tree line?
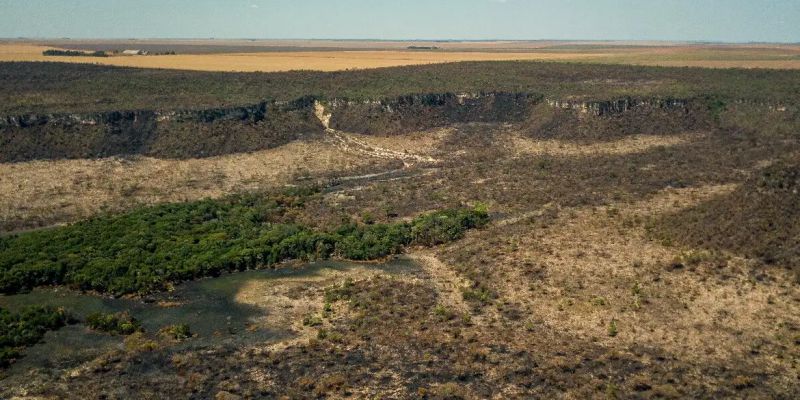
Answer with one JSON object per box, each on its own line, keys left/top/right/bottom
{"left": 42, "top": 49, "right": 109, "bottom": 57}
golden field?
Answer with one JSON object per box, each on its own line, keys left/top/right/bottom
{"left": 2, "top": 42, "right": 800, "bottom": 71}
{"left": 0, "top": 44, "right": 608, "bottom": 72}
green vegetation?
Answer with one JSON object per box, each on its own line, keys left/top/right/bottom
{"left": 160, "top": 324, "right": 192, "bottom": 340}
{"left": 85, "top": 311, "right": 142, "bottom": 335}
{"left": 42, "top": 49, "right": 108, "bottom": 57}
{"left": 0, "top": 189, "right": 488, "bottom": 296}
{"left": 0, "top": 306, "right": 69, "bottom": 367}
{"left": 608, "top": 319, "right": 619, "bottom": 337}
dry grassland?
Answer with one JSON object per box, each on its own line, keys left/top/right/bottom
{"left": 0, "top": 44, "right": 608, "bottom": 72}
{"left": 440, "top": 181, "right": 800, "bottom": 390}
{"left": 3, "top": 42, "right": 800, "bottom": 71}
{"left": 509, "top": 132, "right": 701, "bottom": 157}
{"left": 0, "top": 128, "right": 447, "bottom": 231}
{"left": 0, "top": 141, "right": 376, "bottom": 230}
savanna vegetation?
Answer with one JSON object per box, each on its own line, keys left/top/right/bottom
{"left": 0, "top": 61, "right": 798, "bottom": 115}
{"left": 0, "top": 187, "right": 488, "bottom": 296}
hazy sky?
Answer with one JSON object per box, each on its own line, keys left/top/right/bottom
{"left": 1, "top": 0, "right": 798, "bottom": 42}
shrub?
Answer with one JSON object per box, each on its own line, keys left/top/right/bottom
{"left": 160, "top": 324, "right": 192, "bottom": 340}
{"left": 462, "top": 286, "right": 494, "bottom": 305}
{"left": 86, "top": 312, "right": 142, "bottom": 335}
{"left": 608, "top": 319, "right": 619, "bottom": 337}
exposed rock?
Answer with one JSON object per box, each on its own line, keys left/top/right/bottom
{"left": 327, "top": 92, "right": 540, "bottom": 135}
{"left": 545, "top": 97, "right": 690, "bottom": 116}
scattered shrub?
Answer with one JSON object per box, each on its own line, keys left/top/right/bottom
{"left": 462, "top": 286, "right": 494, "bottom": 306}
{"left": 123, "top": 331, "right": 159, "bottom": 352}
{"left": 160, "top": 324, "right": 192, "bottom": 340}
{"left": 86, "top": 311, "right": 142, "bottom": 335}
{"left": 608, "top": 319, "right": 619, "bottom": 337}
{"left": 303, "top": 314, "right": 323, "bottom": 327}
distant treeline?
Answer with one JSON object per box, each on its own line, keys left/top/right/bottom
{"left": 407, "top": 46, "right": 440, "bottom": 50}
{"left": 0, "top": 187, "right": 489, "bottom": 296}
{"left": 42, "top": 49, "right": 109, "bottom": 57}
{"left": 3, "top": 60, "right": 798, "bottom": 116}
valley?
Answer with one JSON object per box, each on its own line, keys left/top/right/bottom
{"left": 1, "top": 58, "right": 799, "bottom": 398}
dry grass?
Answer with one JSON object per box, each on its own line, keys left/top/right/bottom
{"left": 509, "top": 132, "right": 702, "bottom": 157}
{"left": 0, "top": 44, "right": 609, "bottom": 72}
{"left": 0, "top": 118, "right": 449, "bottom": 232}
{"left": 4, "top": 115, "right": 799, "bottom": 397}
{"left": 0, "top": 140, "right": 378, "bottom": 230}
{"left": 447, "top": 182, "right": 799, "bottom": 379}
{"left": 4, "top": 42, "right": 800, "bottom": 71}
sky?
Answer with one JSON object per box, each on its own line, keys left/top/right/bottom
{"left": 0, "top": 0, "right": 798, "bottom": 43}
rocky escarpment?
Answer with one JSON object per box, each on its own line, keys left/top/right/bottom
{"left": 326, "top": 92, "right": 541, "bottom": 135}
{"left": 323, "top": 92, "right": 708, "bottom": 137}
{"left": 0, "top": 101, "right": 276, "bottom": 129}
{"left": 545, "top": 97, "right": 691, "bottom": 116}
{"left": 0, "top": 98, "right": 323, "bottom": 162}
{"left": 1, "top": 92, "right": 728, "bottom": 162}
{"left": 523, "top": 96, "right": 711, "bottom": 140}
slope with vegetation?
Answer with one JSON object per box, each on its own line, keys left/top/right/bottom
{"left": 651, "top": 160, "right": 800, "bottom": 276}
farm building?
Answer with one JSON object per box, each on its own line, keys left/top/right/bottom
{"left": 122, "top": 49, "right": 148, "bottom": 55}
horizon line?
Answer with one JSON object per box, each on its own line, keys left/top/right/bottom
{"left": 3, "top": 37, "right": 799, "bottom": 46}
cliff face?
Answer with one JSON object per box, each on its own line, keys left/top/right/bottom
{"left": 0, "top": 93, "right": 727, "bottom": 162}
{"left": 327, "top": 92, "right": 540, "bottom": 135}
{"left": 509, "top": 94, "right": 721, "bottom": 141}
{"left": 0, "top": 100, "right": 323, "bottom": 162}
{"left": 545, "top": 97, "right": 691, "bottom": 117}
{"left": 324, "top": 92, "right": 707, "bottom": 137}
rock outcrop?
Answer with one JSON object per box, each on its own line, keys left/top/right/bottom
{"left": 326, "top": 92, "right": 540, "bottom": 135}
{"left": 545, "top": 97, "right": 691, "bottom": 116}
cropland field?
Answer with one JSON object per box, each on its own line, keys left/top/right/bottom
{"left": 1, "top": 58, "right": 799, "bottom": 398}
{"left": 2, "top": 40, "right": 800, "bottom": 71}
